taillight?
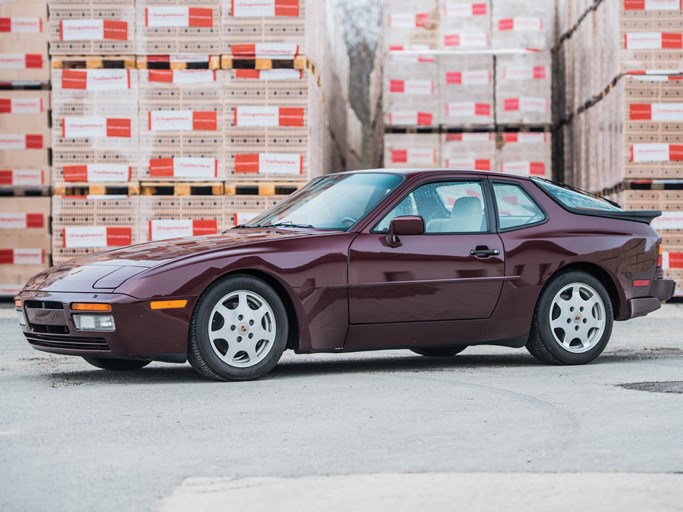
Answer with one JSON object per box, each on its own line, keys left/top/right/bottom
{"left": 658, "top": 242, "right": 663, "bottom": 268}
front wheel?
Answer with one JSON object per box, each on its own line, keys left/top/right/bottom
{"left": 188, "top": 275, "right": 288, "bottom": 381}
{"left": 83, "top": 357, "right": 150, "bottom": 371}
{"left": 527, "top": 270, "right": 613, "bottom": 365}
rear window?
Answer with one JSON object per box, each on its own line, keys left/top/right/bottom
{"left": 532, "top": 179, "right": 621, "bottom": 212}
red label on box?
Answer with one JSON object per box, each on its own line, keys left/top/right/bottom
{"left": 189, "top": 7, "right": 214, "bottom": 28}
{"left": 624, "top": 0, "right": 682, "bottom": 10}
{"left": 103, "top": 20, "right": 128, "bottom": 41}
{"left": 669, "top": 252, "right": 683, "bottom": 269}
{"left": 278, "top": 107, "right": 305, "bottom": 127}
{"left": 417, "top": 112, "right": 434, "bottom": 125}
{"left": 106, "top": 118, "right": 132, "bottom": 138}
{"left": 25, "top": 54, "right": 43, "bottom": 69}
{"left": 193, "top": 111, "right": 218, "bottom": 131}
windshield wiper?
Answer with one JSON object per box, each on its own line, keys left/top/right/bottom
{"left": 257, "top": 222, "right": 316, "bottom": 229}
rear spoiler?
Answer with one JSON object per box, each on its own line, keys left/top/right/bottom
{"left": 574, "top": 209, "right": 662, "bottom": 225}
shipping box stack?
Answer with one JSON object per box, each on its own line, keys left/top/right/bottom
{"left": 555, "top": 0, "right": 683, "bottom": 295}
{"left": 381, "top": 0, "right": 554, "bottom": 180}
{"left": 221, "top": 0, "right": 342, "bottom": 227}
{"left": 0, "top": 0, "right": 50, "bottom": 297}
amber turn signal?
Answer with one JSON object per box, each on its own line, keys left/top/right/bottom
{"left": 71, "top": 303, "right": 112, "bottom": 312}
{"left": 150, "top": 300, "right": 188, "bottom": 310}
{"left": 14, "top": 299, "right": 22, "bottom": 308}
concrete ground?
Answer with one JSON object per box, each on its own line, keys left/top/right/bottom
{"left": 0, "top": 303, "right": 682, "bottom": 512}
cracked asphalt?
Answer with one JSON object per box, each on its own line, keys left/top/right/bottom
{"left": 1, "top": 303, "right": 682, "bottom": 511}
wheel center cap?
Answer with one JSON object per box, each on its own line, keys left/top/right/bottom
{"left": 238, "top": 323, "right": 249, "bottom": 334}
{"left": 574, "top": 314, "right": 582, "bottom": 323}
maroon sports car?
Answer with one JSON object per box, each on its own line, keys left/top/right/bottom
{"left": 15, "top": 170, "right": 676, "bottom": 380}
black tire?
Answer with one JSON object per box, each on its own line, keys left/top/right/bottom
{"left": 188, "top": 275, "right": 288, "bottom": 381}
{"left": 527, "top": 270, "right": 614, "bottom": 365}
{"left": 82, "top": 357, "right": 151, "bottom": 371}
{"left": 411, "top": 346, "right": 467, "bottom": 357}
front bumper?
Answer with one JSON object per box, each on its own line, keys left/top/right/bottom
{"left": 627, "top": 278, "right": 676, "bottom": 319}
{"left": 15, "top": 290, "right": 194, "bottom": 362}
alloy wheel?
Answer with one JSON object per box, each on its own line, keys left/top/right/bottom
{"left": 548, "top": 282, "right": 606, "bottom": 354}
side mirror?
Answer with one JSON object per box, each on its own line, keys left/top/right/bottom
{"left": 387, "top": 216, "right": 424, "bottom": 248}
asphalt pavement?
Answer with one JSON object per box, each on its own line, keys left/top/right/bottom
{"left": 1, "top": 303, "right": 682, "bottom": 512}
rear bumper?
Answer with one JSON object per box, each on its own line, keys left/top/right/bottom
{"left": 627, "top": 278, "right": 676, "bottom": 319}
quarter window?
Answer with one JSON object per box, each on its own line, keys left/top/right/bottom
{"left": 493, "top": 183, "right": 545, "bottom": 230}
{"left": 374, "top": 181, "right": 488, "bottom": 233}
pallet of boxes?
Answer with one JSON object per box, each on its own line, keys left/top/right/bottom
{"left": 381, "top": 0, "right": 554, "bottom": 183}
{"left": 555, "top": 0, "right": 683, "bottom": 297}
{"left": 0, "top": 0, "right": 51, "bottom": 298}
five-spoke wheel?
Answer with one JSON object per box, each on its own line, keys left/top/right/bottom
{"left": 527, "top": 270, "right": 613, "bottom": 365}
{"left": 189, "top": 275, "right": 288, "bottom": 381}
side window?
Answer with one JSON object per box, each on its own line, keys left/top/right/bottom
{"left": 374, "top": 181, "right": 488, "bottom": 234}
{"left": 493, "top": 183, "right": 545, "bottom": 230}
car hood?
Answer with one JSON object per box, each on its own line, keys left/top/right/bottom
{"left": 23, "top": 228, "right": 325, "bottom": 292}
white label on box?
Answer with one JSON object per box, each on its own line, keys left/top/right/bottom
{"left": 0, "top": 213, "right": 28, "bottom": 229}
{"left": 146, "top": 7, "right": 189, "bottom": 27}
{"left": 0, "top": 54, "right": 24, "bottom": 69}
{"left": 8, "top": 249, "right": 43, "bottom": 265}
{"left": 173, "top": 158, "right": 217, "bottom": 179}
{"left": 651, "top": 103, "right": 683, "bottom": 121}
{"left": 0, "top": 135, "right": 26, "bottom": 150}
{"left": 259, "top": 153, "right": 301, "bottom": 174}
{"left": 443, "top": 32, "right": 490, "bottom": 48}
{"left": 391, "top": 79, "right": 434, "bottom": 95}
{"left": 171, "top": 70, "right": 215, "bottom": 84}
{"left": 255, "top": 69, "right": 302, "bottom": 80}
{"left": 652, "top": 211, "right": 683, "bottom": 231}
{"left": 254, "top": 43, "right": 299, "bottom": 59}
{"left": 508, "top": 97, "right": 549, "bottom": 113}
{"left": 625, "top": 32, "right": 664, "bottom": 49}
{"left": 63, "top": 227, "right": 108, "bottom": 248}
{"left": 443, "top": 2, "right": 487, "bottom": 17}
{"left": 449, "top": 133, "right": 492, "bottom": 142}
{"left": 62, "top": 117, "right": 107, "bottom": 138}
{"left": 235, "top": 106, "right": 279, "bottom": 127}
{"left": 445, "top": 159, "right": 477, "bottom": 169}
{"left": 388, "top": 111, "right": 418, "bottom": 125}
{"left": 88, "top": 164, "right": 131, "bottom": 182}
{"left": 388, "top": 13, "right": 419, "bottom": 28}
{"left": 642, "top": 0, "right": 681, "bottom": 10}
{"left": 501, "top": 65, "right": 548, "bottom": 81}
{"left": 232, "top": 0, "right": 298, "bottom": 17}
{"left": 446, "top": 102, "right": 491, "bottom": 118}
{"left": 0, "top": 284, "right": 21, "bottom": 295}
{"left": 61, "top": 20, "right": 104, "bottom": 41}
{"left": 504, "top": 133, "right": 548, "bottom": 143}
{"left": 86, "top": 69, "right": 130, "bottom": 90}
{"left": 5, "top": 97, "right": 43, "bottom": 114}
{"left": 150, "top": 220, "right": 193, "bottom": 241}
{"left": 2, "top": 169, "right": 43, "bottom": 186}
{"left": 396, "top": 148, "right": 436, "bottom": 165}
{"left": 631, "top": 143, "right": 670, "bottom": 162}
{"left": 7, "top": 17, "right": 42, "bottom": 33}
{"left": 235, "top": 212, "right": 259, "bottom": 226}
{"left": 500, "top": 17, "right": 543, "bottom": 32}
{"left": 500, "top": 161, "right": 546, "bottom": 176}
{"left": 148, "top": 110, "right": 193, "bottom": 131}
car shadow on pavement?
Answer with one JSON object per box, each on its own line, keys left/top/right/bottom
{"left": 41, "top": 347, "right": 681, "bottom": 385}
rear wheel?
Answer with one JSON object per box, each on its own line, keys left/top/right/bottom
{"left": 411, "top": 346, "right": 467, "bottom": 357}
{"left": 82, "top": 357, "right": 150, "bottom": 371}
{"left": 527, "top": 270, "right": 613, "bottom": 365}
{"left": 188, "top": 275, "right": 288, "bottom": 381}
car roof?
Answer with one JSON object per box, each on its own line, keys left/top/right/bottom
{"left": 328, "top": 168, "right": 534, "bottom": 181}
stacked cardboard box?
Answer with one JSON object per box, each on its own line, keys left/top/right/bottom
{"left": 382, "top": 0, "right": 554, "bottom": 179}
{"left": 0, "top": 0, "right": 50, "bottom": 296}
{"left": 555, "top": 0, "right": 683, "bottom": 295}
{"left": 0, "top": 0, "right": 49, "bottom": 84}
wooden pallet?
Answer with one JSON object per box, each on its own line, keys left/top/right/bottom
{"left": 0, "top": 186, "right": 50, "bottom": 197}
{"left": 140, "top": 182, "right": 224, "bottom": 196}
{"left": 625, "top": 180, "right": 683, "bottom": 191}
{"left": 53, "top": 182, "right": 140, "bottom": 196}
{"left": 221, "top": 55, "right": 307, "bottom": 71}
{"left": 51, "top": 56, "right": 137, "bottom": 70}
{"left": 137, "top": 56, "right": 220, "bottom": 71}
{"left": 224, "top": 182, "right": 305, "bottom": 196}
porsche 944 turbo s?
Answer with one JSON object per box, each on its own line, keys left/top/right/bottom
{"left": 15, "top": 170, "right": 676, "bottom": 380}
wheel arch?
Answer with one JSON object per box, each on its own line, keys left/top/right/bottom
{"left": 192, "top": 268, "right": 303, "bottom": 352}
{"left": 547, "top": 262, "right": 623, "bottom": 319}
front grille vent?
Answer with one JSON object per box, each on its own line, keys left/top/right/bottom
{"left": 24, "top": 333, "right": 109, "bottom": 351}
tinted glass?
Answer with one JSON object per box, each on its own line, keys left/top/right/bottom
{"left": 493, "top": 183, "right": 545, "bottom": 230}
{"left": 375, "top": 181, "right": 487, "bottom": 233}
{"left": 533, "top": 179, "right": 621, "bottom": 211}
{"left": 245, "top": 173, "right": 404, "bottom": 230}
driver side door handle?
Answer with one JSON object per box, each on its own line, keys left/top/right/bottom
{"left": 470, "top": 247, "right": 500, "bottom": 258}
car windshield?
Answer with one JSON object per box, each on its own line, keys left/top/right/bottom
{"left": 532, "top": 178, "right": 622, "bottom": 212}
{"left": 243, "top": 173, "right": 404, "bottom": 230}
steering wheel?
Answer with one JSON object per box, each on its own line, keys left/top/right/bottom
{"left": 339, "top": 216, "right": 358, "bottom": 227}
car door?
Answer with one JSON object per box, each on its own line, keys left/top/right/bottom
{"left": 347, "top": 178, "right": 505, "bottom": 324}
